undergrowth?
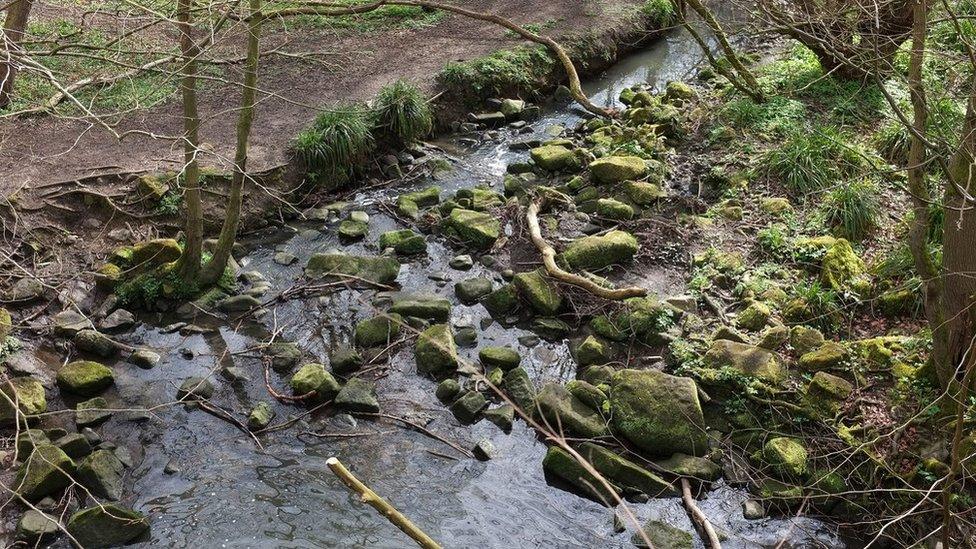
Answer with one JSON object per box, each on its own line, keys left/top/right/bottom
{"left": 293, "top": 106, "right": 374, "bottom": 182}
{"left": 823, "top": 179, "right": 881, "bottom": 241}
{"left": 371, "top": 80, "right": 432, "bottom": 145}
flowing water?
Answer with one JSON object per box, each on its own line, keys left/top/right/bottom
{"left": 26, "top": 19, "right": 847, "bottom": 549}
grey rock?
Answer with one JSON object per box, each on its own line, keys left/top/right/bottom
{"left": 73, "top": 329, "right": 118, "bottom": 357}
{"left": 449, "top": 255, "right": 474, "bottom": 270}
{"left": 130, "top": 349, "right": 160, "bottom": 369}
{"left": 98, "top": 309, "right": 135, "bottom": 332}
{"left": 217, "top": 294, "right": 261, "bottom": 312}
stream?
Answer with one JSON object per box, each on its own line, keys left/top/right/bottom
{"left": 32, "top": 17, "right": 846, "bottom": 549}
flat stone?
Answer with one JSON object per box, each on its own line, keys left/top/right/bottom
{"left": 455, "top": 277, "right": 493, "bottom": 304}
{"left": 76, "top": 449, "right": 125, "bottom": 500}
{"left": 16, "top": 510, "right": 59, "bottom": 541}
{"left": 130, "top": 349, "right": 160, "bottom": 369}
{"left": 76, "top": 397, "right": 112, "bottom": 427}
{"left": 177, "top": 377, "right": 215, "bottom": 400}
{"left": 98, "top": 309, "right": 135, "bottom": 332}
{"left": 335, "top": 378, "right": 380, "bottom": 413}
{"left": 449, "top": 255, "right": 474, "bottom": 270}
{"left": 56, "top": 361, "right": 114, "bottom": 396}
{"left": 66, "top": 504, "right": 150, "bottom": 548}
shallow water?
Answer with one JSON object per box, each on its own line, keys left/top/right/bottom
{"left": 29, "top": 17, "right": 844, "bottom": 549}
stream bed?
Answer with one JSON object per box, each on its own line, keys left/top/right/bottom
{"left": 20, "top": 18, "right": 847, "bottom": 549}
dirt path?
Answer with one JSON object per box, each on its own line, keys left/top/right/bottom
{"left": 0, "top": 0, "right": 643, "bottom": 193}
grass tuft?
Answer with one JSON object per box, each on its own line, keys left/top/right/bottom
{"left": 823, "top": 179, "right": 881, "bottom": 241}
{"left": 764, "top": 127, "right": 862, "bottom": 194}
{"left": 294, "top": 105, "right": 374, "bottom": 181}
{"left": 371, "top": 80, "right": 432, "bottom": 145}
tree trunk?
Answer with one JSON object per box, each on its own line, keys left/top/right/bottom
{"left": 200, "top": 0, "right": 263, "bottom": 285}
{"left": 175, "top": 0, "right": 204, "bottom": 283}
{"left": 0, "top": 0, "right": 35, "bottom": 109}
{"left": 682, "top": 0, "right": 763, "bottom": 100}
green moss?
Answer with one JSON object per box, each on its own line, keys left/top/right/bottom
{"left": 820, "top": 238, "right": 864, "bottom": 289}
{"left": 589, "top": 155, "right": 647, "bottom": 184}
{"left": 798, "top": 341, "right": 849, "bottom": 371}
{"left": 639, "top": 0, "right": 676, "bottom": 25}
{"left": 610, "top": 369, "right": 708, "bottom": 456}
{"left": 479, "top": 346, "right": 521, "bottom": 370}
{"left": 379, "top": 229, "right": 427, "bottom": 255}
{"left": 56, "top": 361, "right": 114, "bottom": 396}
{"left": 443, "top": 208, "right": 500, "bottom": 250}
{"left": 415, "top": 324, "right": 459, "bottom": 378}
{"left": 755, "top": 437, "right": 808, "bottom": 479}
{"left": 513, "top": 269, "right": 563, "bottom": 316}
{"left": 0, "top": 377, "right": 47, "bottom": 423}
{"left": 355, "top": 314, "right": 403, "bottom": 348}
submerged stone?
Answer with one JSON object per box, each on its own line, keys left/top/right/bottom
{"left": 530, "top": 317, "right": 572, "bottom": 341}
{"left": 73, "top": 329, "right": 118, "bottom": 357}
{"left": 177, "top": 377, "right": 215, "bottom": 400}
{"left": 610, "top": 369, "right": 707, "bottom": 456}
{"left": 56, "top": 360, "right": 114, "bottom": 396}
{"left": 76, "top": 396, "right": 112, "bottom": 427}
{"left": 330, "top": 347, "right": 364, "bottom": 375}
{"left": 561, "top": 230, "right": 638, "bottom": 272}
{"left": 305, "top": 253, "right": 400, "bottom": 284}
{"left": 67, "top": 504, "right": 149, "bottom": 549}
{"left": 266, "top": 341, "right": 302, "bottom": 371}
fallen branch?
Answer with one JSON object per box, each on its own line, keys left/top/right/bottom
{"left": 197, "top": 400, "right": 264, "bottom": 450}
{"left": 327, "top": 457, "right": 443, "bottom": 549}
{"left": 355, "top": 412, "right": 474, "bottom": 458}
{"left": 526, "top": 198, "right": 647, "bottom": 300}
{"left": 680, "top": 478, "right": 721, "bottom": 549}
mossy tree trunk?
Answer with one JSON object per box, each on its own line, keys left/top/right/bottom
{"left": 200, "top": 0, "right": 263, "bottom": 285}
{"left": 0, "top": 0, "right": 35, "bottom": 109}
{"left": 175, "top": 0, "right": 204, "bottom": 284}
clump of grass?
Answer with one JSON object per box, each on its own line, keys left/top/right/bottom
{"left": 764, "top": 127, "right": 862, "bottom": 194}
{"left": 720, "top": 96, "right": 806, "bottom": 137}
{"left": 437, "top": 46, "right": 555, "bottom": 104}
{"left": 371, "top": 80, "right": 432, "bottom": 145}
{"left": 788, "top": 280, "right": 843, "bottom": 331}
{"left": 294, "top": 105, "right": 374, "bottom": 181}
{"left": 640, "top": 0, "right": 676, "bottom": 26}
{"left": 823, "top": 179, "right": 881, "bottom": 240}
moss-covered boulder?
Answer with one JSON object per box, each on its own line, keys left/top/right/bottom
{"left": 337, "top": 219, "right": 368, "bottom": 240}
{"left": 482, "top": 283, "right": 520, "bottom": 317}
{"left": 790, "top": 325, "right": 825, "bottom": 355}
{"left": 444, "top": 208, "right": 500, "bottom": 250}
{"left": 736, "top": 301, "right": 771, "bottom": 331}
{"left": 513, "top": 269, "right": 562, "bottom": 315}
{"left": 67, "top": 505, "right": 149, "bottom": 548}
{"left": 503, "top": 367, "right": 535, "bottom": 411}
{"left": 805, "top": 371, "right": 853, "bottom": 416}
{"left": 561, "top": 231, "right": 638, "bottom": 272}
{"left": 479, "top": 346, "right": 521, "bottom": 371}
{"left": 76, "top": 449, "right": 125, "bottom": 500}
{"left": 760, "top": 197, "right": 793, "bottom": 216}
{"left": 455, "top": 277, "right": 493, "bottom": 304}
{"left": 631, "top": 520, "right": 693, "bottom": 549}
{"left": 379, "top": 229, "right": 427, "bottom": 255}
{"left": 820, "top": 238, "right": 863, "bottom": 289}
{"left": 0, "top": 376, "right": 47, "bottom": 424}
{"left": 131, "top": 238, "right": 181, "bottom": 267}
{"left": 247, "top": 402, "right": 275, "bottom": 430}
{"left": 305, "top": 253, "right": 400, "bottom": 284}
{"left": 534, "top": 383, "right": 607, "bottom": 438}
{"left": 755, "top": 437, "right": 808, "bottom": 479}
{"left": 0, "top": 307, "right": 12, "bottom": 340}
{"left": 625, "top": 181, "right": 666, "bottom": 205}
{"left": 565, "top": 379, "right": 608, "bottom": 412}
{"left": 335, "top": 377, "right": 380, "bottom": 413}
{"left": 355, "top": 314, "right": 403, "bottom": 348}
{"left": 653, "top": 453, "right": 723, "bottom": 482}
{"left": 530, "top": 145, "right": 579, "bottom": 172}
{"left": 589, "top": 155, "right": 646, "bottom": 184}
{"left": 56, "top": 361, "right": 114, "bottom": 396}
{"left": 610, "top": 369, "right": 707, "bottom": 456}
{"left": 575, "top": 335, "right": 609, "bottom": 367}
{"left": 15, "top": 444, "right": 75, "bottom": 501}
{"left": 330, "top": 347, "right": 363, "bottom": 375}
{"left": 290, "top": 363, "right": 341, "bottom": 399}
{"left": 798, "top": 341, "right": 848, "bottom": 371}
{"left": 73, "top": 329, "right": 118, "bottom": 357}
{"left": 542, "top": 445, "right": 621, "bottom": 502}
{"left": 703, "top": 340, "right": 784, "bottom": 383}
{"left": 450, "top": 390, "right": 487, "bottom": 423}
{"left": 579, "top": 441, "right": 676, "bottom": 497}
{"left": 758, "top": 324, "right": 789, "bottom": 350}
{"left": 595, "top": 198, "right": 634, "bottom": 220}
{"left": 390, "top": 296, "right": 451, "bottom": 322}
{"left": 415, "top": 324, "right": 459, "bottom": 378}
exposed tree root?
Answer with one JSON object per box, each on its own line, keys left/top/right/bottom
{"left": 526, "top": 198, "right": 647, "bottom": 300}
{"left": 681, "top": 478, "right": 722, "bottom": 549}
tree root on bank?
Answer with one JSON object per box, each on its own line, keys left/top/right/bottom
{"left": 327, "top": 457, "right": 443, "bottom": 549}
{"left": 526, "top": 198, "right": 647, "bottom": 300}
{"left": 680, "top": 477, "right": 722, "bottom": 548}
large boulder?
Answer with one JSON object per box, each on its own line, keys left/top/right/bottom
{"left": 444, "top": 209, "right": 500, "bottom": 250}
{"left": 305, "top": 253, "right": 400, "bottom": 284}
{"left": 56, "top": 361, "right": 114, "bottom": 396}
{"left": 76, "top": 449, "right": 125, "bottom": 500}
{"left": 0, "top": 376, "right": 47, "bottom": 423}
{"left": 589, "top": 155, "right": 646, "bottom": 184}
{"left": 579, "top": 441, "right": 676, "bottom": 497}
{"left": 703, "top": 339, "right": 784, "bottom": 383}
{"left": 561, "top": 231, "right": 638, "bottom": 272}
{"left": 533, "top": 383, "right": 607, "bottom": 438}
{"left": 798, "top": 341, "right": 848, "bottom": 371}
{"left": 414, "top": 324, "right": 459, "bottom": 378}
{"left": 542, "top": 446, "right": 621, "bottom": 501}
{"left": 610, "top": 369, "right": 707, "bottom": 456}
{"left": 15, "top": 444, "right": 76, "bottom": 501}
{"left": 66, "top": 505, "right": 150, "bottom": 548}
{"left": 512, "top": 269, "right": 562, "bottom": 316}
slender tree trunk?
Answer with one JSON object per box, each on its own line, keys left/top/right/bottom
{"left": 682, "top": 0, "right": 763, "bottom": 100}
{"left": 175, "top": 0, "right": 203, "bottom": 283}
{"left": 200, "top": 0, "right": 262, "bottom": 285}
{"left": 0, "top": 0, "right": 35, "bottom": 109}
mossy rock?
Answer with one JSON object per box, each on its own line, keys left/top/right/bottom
{"left": 482, "top": 284, "right": 520, "bottom": 317}
{"left": 534, "top": 382, "right": 607, "bottom": 438}
{"left": 693, "top": 248, "right": 745, "bottom": 273}
{"left": 456, "top": 187, "right": 504, "bottom": 211}
{"left": 565, "top": 379, "right": 607, "bottom": 411}
{"left": 760, "top": 197, "right": 793, "bottom": 216}
{"left": 479, "top": 346, "right": 521, "bottom": 370}
{"left": 415, "top": 324, "right": 459, "bottom": 378}
{"left": 355, "top": 314, "right": 403, "bottom": 348}
{"left": 444, "top": 208, "right": 500, "bottom": 250}
{"left": 798, "top": 341, "right": 848, "bottom": 371}
{"left": 450, "top": 390, "right": 487, "bottom": 424}
{"left": 435, "top": 378, "right": 461, "bottom": 403}
{"left": 330, "top": 347, "right": 363, "bottom": 375}
{"left": 0, "top": 376, "right": 47, "bottom": 424}
{"left": 484, "top": 404, "right": 515, "bottom": 432}
{"left": 530, "top": 145, "right": 580, "bottom": 172}
{"left": 335, "top": 377, "right": 379, "bottom": 413}
{"left": 290, "top": 363, "right": 341, "bottom": 400}
{"left": 575, "top": 335, "right": 609, "bottom": 367}
{"left": 401, "top": 185, "right": 441, "bottom": 207}
{"left": 530, "top": 317, "right": 571, "bottom": 340}
{"left": 790, "top": 325, "right": 825, "bottom": 355}
{"left": 610, "top": 369, "right": 707, "bottom": 456}
{"left": 703, "top": 340, "right": 784, "bottom": 383}
{"left": 579, "top": 441, "right": 676, "bottom": 497}
{"left": 66, "top": 504, "right": 149, "bottom": 548}
{"left": 76, "top": 396, "right": 112, "bottom": 427}
{"left": 513, "top": 268, "right": 562, "bottom": 315}
{"left": 625, "top": 181, "right": 666, "bottom": 205}
{"left": 56, "top": 360, "right": 114, "bottom": 396}
{"left": 379, "top": 229, "right": 427, "bottom": 255}
{"left": 758, "top": 325, "right": 789, "bottom": 350}
{"left": 76, "top": 449, "right": 125, "bottom": 500}
{"left": 560, "top": 230, "right": 638, "bottom": 272}
{"left": 542, "top": 445, "right": 621, "bottom": 502}
{"left": 755, "top": 437, "right": 808, "bottom": 480}
{"left": 0, "top": 307, "right": 12, "bottom": 340}
{"left": 337, "top": 219, "right": 368, "bottom": 240}
{"left": 130, "top": 238, "right": 181, "bottom": 267}
{"left": 455, "top": 277, "right": 493, "bottom": 304}
{"left": 266, "top": 341, "right": 302, "bottom": 371}
{"left": 631, "top": 520, "right": 693, "bottom": 549}
{"left": 247, "top": 402, "right": 275, "bottom": 430}
{"left": 820, "top": 238, "right": 863, "bottom": 289}
{"left": 664, "top": 80, "right": 696, "bottom": 103}
{"left": 16, "top": 509, "right": 59, "bottom": 542}
{"left": 878, "top": 286, "right": 921, "bottom": 317}
{"left": 94, "top": 263, "right": 123, "bottom": 290}
{"left": 15, "top": 444, "right": 76, "bottom": 501}
{"left": 305, "top": 253, "right": 400, "bottom": 284}
{"left": 736, "top": 301, "right": 771, "bottom": 332}
{"left": 390, "top": 296, "right": 451, "bottom": 322}
{"left": 599, "top": 295, "right": 676, "bottom": 346}
{"left": 589, "top": 155, "right": 647, "bottom": 184}
{"left": 502, "top": 366, "right": 535, "bottom": 411}
{"left": 805, "top": 371, "right": 853, "bottom": 417}
{"left": 653, "top": 452, "right": 723, "bottom": 482}
{"left": 595, "top": 198, "right": 634, "bottom": 220}
{"left": 73, "top": 329, "right": 118, "bottom": 357}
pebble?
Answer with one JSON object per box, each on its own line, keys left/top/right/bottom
{"left": 164, "top": 460, "right": 181, "bottom": 475}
